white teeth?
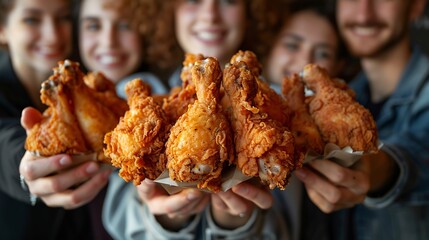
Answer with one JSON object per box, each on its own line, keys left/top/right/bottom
{"left": 39, "top": 48, "right": 60, "bottom": 55}
{"left": 99, "top": 55, "right": 120, "bottom": 65}
{"left": 354, "top": 27, "right": 377, "bottom": 36}
{"left": 197, "top": 31, "right": 222, "bottom": 41}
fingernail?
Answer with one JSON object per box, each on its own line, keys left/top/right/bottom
{"left": 235, "top": 185, "right": 248, "bottom": 195}
{"left": 59, "top": 157, "right": 71, "bottom": 166}
{"left": 86, "top": 163, "right": 99, "bottom": 174}
{"left": 187, "top": 191, "right": 199, "bottom": 201}
{"left": 295, "top": 169, "right": 307, "bottom": 179}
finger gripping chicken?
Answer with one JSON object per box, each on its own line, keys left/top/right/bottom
{"left": 222, "top": 61, "right": 297, "bottom": 190}
{"left": 104, "top": 79, "right": 171, "bottom": 185}
{"left": 301, "top": 64, "right": 378, "bottom": 151}
{"left": 166, "top": 57, "right": 234, "bottom": 192}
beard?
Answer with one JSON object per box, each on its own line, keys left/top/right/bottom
{"left": 341, "top": 21, "right": 409, "bottom": 59}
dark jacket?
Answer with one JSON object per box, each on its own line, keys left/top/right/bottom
{"left": 0, "top": 50, "right": 108, "bottom": 240}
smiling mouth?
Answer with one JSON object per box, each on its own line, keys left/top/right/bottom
{"left": 98, "top": 55, "right": 123, "bottom": 65}
{"left": 195, "top": 31, "right": 225, "bottom": 43}
{"left": 352, "top": 26, "right": 379, "bottom": 37}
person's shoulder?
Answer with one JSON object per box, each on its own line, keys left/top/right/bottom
{"left": 116, "top": 72, "right": 168, "bottom": 98}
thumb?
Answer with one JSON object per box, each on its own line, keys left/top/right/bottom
{"left": 21, "top": 107, "right": 43, "bottom": 132}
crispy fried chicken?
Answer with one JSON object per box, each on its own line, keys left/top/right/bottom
{"left": 104, "top": 79, "right": 171, "bottom": 185}
{"left": 222, "top": 60, "right": 297, "bottom": 190}
{"left": 166, "top": 57, "right": 234, "bottom": 192}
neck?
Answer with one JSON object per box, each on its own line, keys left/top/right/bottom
{"left": 12, "top": 59, "right": 50, "bottom": 110}
{"left": 361, "top": 38, "right": 412, "bottom": 103}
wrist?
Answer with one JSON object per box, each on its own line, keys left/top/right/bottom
{"left": 367, "top": 151, "right": 399, "bottom": 197}
{"left": 155, "top": 214, "right": 194, "bottom": 231}
{"left": 210, "top": 206, "right": 253, "bottom": 229}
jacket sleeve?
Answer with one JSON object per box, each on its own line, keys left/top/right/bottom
{"left": 364, "top": 82, "right": 429, "bottom": 208}
{"left": 102, "top": 173, "right": 201, "bottom": 240}
{"left": 0, "top": 118, "right": 30, "bottom": 203}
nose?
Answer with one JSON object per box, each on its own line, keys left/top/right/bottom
{"left": 355, "top": 0, "right": 375, "bottom": 24}
{"left": 291, "top": 51, "right": 312, "bottom": 74}
{"left": 100, "top": 24, "right": 117, "bottom": 48}
{"left": 198, "top": 0, "right": 220, "bottom": 23}
{"left": 41, "top": 18, "right": 61, "bottom": 44}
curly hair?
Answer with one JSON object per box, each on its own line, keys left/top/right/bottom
{"left": 145, "top": 0, "right": 284, "bottom": 70}
{"left": 72, "top": 0, "right": 159, "bottom": 65}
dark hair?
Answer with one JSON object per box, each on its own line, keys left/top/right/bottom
{"left": 287, "top": 0, "right": 348, "bottom": 60}
{"left": 284, "top": 0, "right": 360, "bottom": 80}
{"left": 0, "top": 0, "right": 15, "bottom": 25}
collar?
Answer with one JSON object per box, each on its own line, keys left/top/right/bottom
{"left": 350, "top": 46, "right": 429, "bottom": 105}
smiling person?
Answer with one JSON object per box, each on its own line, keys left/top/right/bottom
{"left": 265, "top": 0, "right": 350, "bottom": 93}
{"left": 77, "top": 0, "right": 167, "bottom": 97}
{"left": 294, "top": 0, "right": 429, "bottom": 239}
{"left": 262, "top": 2, "right": 356, "bottom": 239}
{"left": 0, "top": 0, "right": 103, "bottom": 239}
{"left": 101, "top": 0, "right": 290, "bottom": 239}
{"left": 146, "top": 0, "right": 279, "bottom": 87}
{"left": 17, "top": 0, "right": 169, "bottom": 212}
{"left": 1, "top": 0, "right": 168, "bottom": 239}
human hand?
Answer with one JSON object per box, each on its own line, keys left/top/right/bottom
{"left": 210, "top": 180, "right": 273, "bottom": 229}
{"left": 19, "top": 107, "right": 112, "bottom": 209}
{"left": 295, "top": 158, "right": 370, "bottom": 213}
{"left": 137, "top": 179, "right": 210, "bottom": 230}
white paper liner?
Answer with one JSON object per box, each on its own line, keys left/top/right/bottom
{"left": 303, "top": 141, "right": 383, "bottom": 167}
{"left": 154, "top": 165, "right": 252, "bottom": 194}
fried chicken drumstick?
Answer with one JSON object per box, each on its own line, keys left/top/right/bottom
{"left": 104, "top": 79, "right": 171, "bottom": 185}
{"left": 166, "top": 57, "right": 234, "bottom": 192}
{"left": 301, "top": 64, "right": 378, "bottom": 151}
{"left": 25, "top": 60, "right": 126, "bottom": 162}
{"left": 282, "top": 74, "right": 325, "bottom": 155}
{"left": 222, "top": 60, "right": 297, "bottom": 190}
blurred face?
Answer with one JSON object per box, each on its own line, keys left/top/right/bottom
{"left": 175, "top": 0, "right": 246, "bottom": 66}
{"left": 337, "top": 0, "right": 411, "bottom": 58}
{"left": 80, "top": 0, "right": 142, "bottom": 83}
{"left": 266, "top": 10, "right": 340, "bottom": 85}
{"left": 0, "top": 0, "right": 71, "bottom": 75}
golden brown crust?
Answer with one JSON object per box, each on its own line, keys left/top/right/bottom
{"left": 166, "top": 57, "right": 234, "bottom": 192}
{"left": 25, "top": 60, "right": 126, "bottom": 162}
{"left": 104, "top": 79, "right": 171, "bottom": 185}
{"left": 222, "top": 60, "right": 297, "bottom": 190}
{"left": 302, "top": 64, "right": 378, "bottom": 152}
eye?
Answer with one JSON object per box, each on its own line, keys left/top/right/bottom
{"left": 117, "top": 21, "right": 131, "bottom": 31}
{"left": 82, "top": 20, "right": 100, "bottom": 31}
{"left": 283, "top": 40, "right": 299, "bottom": 52}
{"left": 314, "top": 49, "right": 334, "bottom": 61}
{"left": 22, "top": 16, "right": 40, "bottom": 25}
